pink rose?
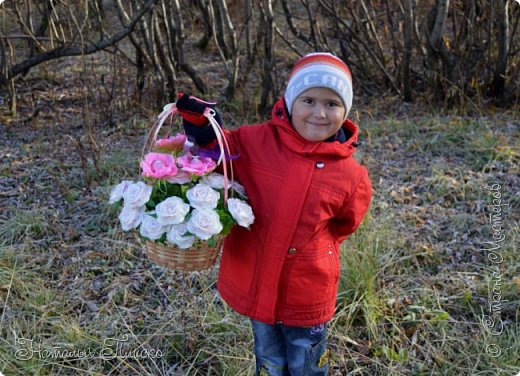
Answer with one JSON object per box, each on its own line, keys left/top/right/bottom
{"left": 177, "top": 155, "right": 216, "bottom": 176}
{"left": 140, "top": 152, "right": 178, "bottom": 179}
{"left": 154, "top": 134, "right": 186, "bottom": 153}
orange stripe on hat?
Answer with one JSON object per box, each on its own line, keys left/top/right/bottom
{"left": 289, "top": 53, "right": 352, "bottom": 80}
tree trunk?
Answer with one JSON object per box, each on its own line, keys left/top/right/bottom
{"left": 152, "top": 5, "right": 177, "bottom": 101}
{"left": 428, "top": 0, "right": 457, "bottom": 82}
{"left": 213, "top": 0, "right": 231, "bottom": 59}
{"left": 135, "top": 46, "right": 145, "bottom": 101}
{"left": 259, "top": 0, "right": 275, "bottom": 114}
{"left": 194, "top": 0, "right": 213, "bottom": 49}
{"left": 171, "top": 0, "right": 207, "bottom": 95}
{"left": 403, "top": 0, "right": 414, "bottom": 102}
{"left": 244, "top": 0, "right": 253, "bottom": 61}
{"left": 491, "top": 0, "right": 509, "bottom": 99}
{"left": 280, "top": 0, "right": 309, "bottom": 44}
{"left": 215, "top": 0, "right": 239, "bottom": 101}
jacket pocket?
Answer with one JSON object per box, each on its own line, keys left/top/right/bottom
{"left": 282, "top": 243, "right": 340, "bottom": 308}
{"left": 220, "top": 232, "right": 257, "bottom": 295}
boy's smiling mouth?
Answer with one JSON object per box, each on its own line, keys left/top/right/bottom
{"left": 307, "top": 122, "right": 330, "bottom": 127}
{"left": 307, "top": 122, "right": 330, "bottom": 129}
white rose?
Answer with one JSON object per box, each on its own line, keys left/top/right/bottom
{"left": 166, "top": 223, "right": 196, "bottom": 249}
{"left": 109, "top": 180, "right": 133, "bottom": 204}
{"left": 123, "top": 182, "right": 153, "bottom": 208}
{"left": 118, "top": 205, "right": 144, "bottom": 231}
{"left": 227, "top": 198, "right": 255, "bottom": 228}
{"left": 139, "top": 214, "right": 167, "bottom": 240}
{"left": 231, "top": 181, "right": 248, "bottom": 198}
{"left": 201, "top": 173, "right": 226, "bottom": 189}
{"left": 186, "top": 209, "right": 223, "bottom": 240}
{"left": 186, "top": 183, "right": 220, "bottom": 210}
{"left": 155, "top": 197, "right": 190, "bottom": 226}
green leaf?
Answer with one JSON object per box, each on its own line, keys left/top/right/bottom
{"left": 216, "top": 209, "right": 236, "bottom": 236}
{"left": 111, "top": 200, "right": 123, "bottom": 210}
{"left": 146, "top": 198, "right": 156, "bottom": 210}
{"left": 180, "top": 183, "right": 191, "bottom": 200}
{"left": 157, "top": 233, "right": 167, "bottom": 244}
{"left": 165, "top": 182, "right": 182, "bottom": 198}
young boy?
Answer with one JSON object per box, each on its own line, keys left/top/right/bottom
{"left": 176, "top": 53, "right": 372, "bottom": 376}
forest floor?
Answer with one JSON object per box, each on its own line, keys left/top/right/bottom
{"left": 0, "top": 50, "right": 519, "bottom": 375}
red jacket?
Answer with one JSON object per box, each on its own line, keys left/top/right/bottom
{"left": 216, "top": 98, "right": 372, "bottom": 326}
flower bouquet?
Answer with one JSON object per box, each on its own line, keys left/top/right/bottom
{"left": 109, "top": 106, "right": 254, "bottom": 271}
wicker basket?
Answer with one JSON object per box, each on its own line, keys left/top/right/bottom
{"left": 145, "top": 238, "right": 223, "bottom": 271}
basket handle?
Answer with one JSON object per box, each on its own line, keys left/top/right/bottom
{"left": 141, "top": 103, "right": 179, "bottom": 158}
{"left": 141, "top": 102, "right": 234, "bottom": 206}
{"left": 204, "top": 107, "right": 234, "bottom": 205}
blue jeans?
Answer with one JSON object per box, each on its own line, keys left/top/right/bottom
{"left": 250, "top": 319, "right": 329, "bottom": 376}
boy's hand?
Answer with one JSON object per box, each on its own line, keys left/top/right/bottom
{"left": 176, "top": 93, "right": 222, "bottom": 145}
{"left": 176, "top": 93, "right": 221, "bottom": 127}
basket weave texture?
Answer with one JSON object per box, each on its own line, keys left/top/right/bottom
{"left": 145, "top": 238, "right": 224, "bottom": 271}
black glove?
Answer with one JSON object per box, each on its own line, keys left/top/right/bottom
{"left": 176, "top": 93, "right": 222, "bottom": 145}
{"left": 176, "top": 93, "right": 223, "bottom": 126}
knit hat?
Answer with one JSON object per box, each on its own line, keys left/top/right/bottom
{"left": 284, "top": 52, "right": 353, "bottom": 119}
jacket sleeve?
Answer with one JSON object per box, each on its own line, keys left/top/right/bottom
{"left": 333, "top": 167, "right": 372, "bottom": 242}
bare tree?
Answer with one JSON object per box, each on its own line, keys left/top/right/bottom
{"left": 213, "top": 0, "right": 239, "bottom": 100}
{"left": 402, "top": 0, "right": 414, "bottom": 102}
{"left": 170, "top": 0, "right": 208, "bottom": 95}
{"left": 491, "top": 0, "right": 510, "bottom": 99}
{"left": 259, "top": 0, "right": 275, "bottom": 114}
{"left": 193, "top": 0, "right": 213, "bottom": 50}
{"left": 280, "top": 0, "right": 310, "bottom": 46}
{"left": 2, "top": 0, "right": 519, "bottom": 113}
{"left": 0, "top": 0, "right": 157, "bottom": 87}
{"left": 428, "top": 0, "right": 457, "bottom": 79}
{"left": 319, "top": 0, "right": 400, "bottom": 95}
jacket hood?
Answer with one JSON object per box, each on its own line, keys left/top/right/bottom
{"left": 268, "top": 98, "right": 360, "bottom": 158}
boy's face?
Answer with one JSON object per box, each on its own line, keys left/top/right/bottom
{"left": 291, "top": 87, "right": 346, "bottom": 142}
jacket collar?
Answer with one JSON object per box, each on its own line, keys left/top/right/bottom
{"left": 268, "top": 98, "right": 360, "bottom": 158}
